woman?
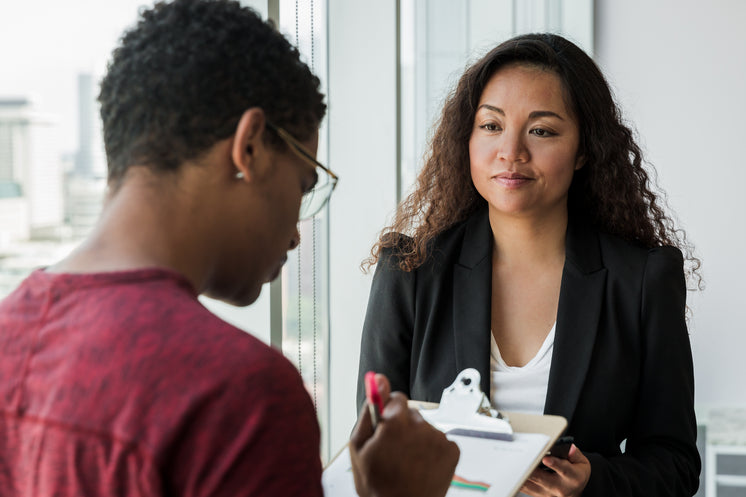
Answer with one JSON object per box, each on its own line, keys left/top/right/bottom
{"left": 357, "top": 33, "right": 700, "bottom": 497}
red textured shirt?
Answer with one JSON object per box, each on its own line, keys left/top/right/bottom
{"left": 0, "top": 268, "right": 323, "bottom": 497}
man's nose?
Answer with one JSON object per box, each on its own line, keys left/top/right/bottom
{"left": 289, "top": 227, "right": 300, "bottom": 250}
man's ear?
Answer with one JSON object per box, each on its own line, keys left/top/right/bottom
{"left": 232, "top": 107, "right": 268, "bottom": 181}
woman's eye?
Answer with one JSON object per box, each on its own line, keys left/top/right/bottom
{"left": 479, "top": 123, "right": 500, "bottom": 132}
{"left": 530, "top": 128, "right": 554, "bottom": 137}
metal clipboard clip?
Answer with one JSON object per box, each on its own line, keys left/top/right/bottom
{"left": 419, "top": 368, "right": 514, "bottom": 441}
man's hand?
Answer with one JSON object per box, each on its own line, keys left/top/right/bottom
{"left": 349, "top": 374, "right": 460, "bottom": 497}
{"left": 520, "top": 444, "right": 591, "bottom": 497}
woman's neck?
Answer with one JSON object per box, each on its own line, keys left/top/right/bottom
{"left": 488, "top": 207, "right": 568, "bottom": 268}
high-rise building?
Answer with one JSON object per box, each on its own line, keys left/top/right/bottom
{"left": 0, "top": 98, "right": 29, "bottom": 185}
{"left": 74, "top": 73, "right": 106, "bottom": 178}
{"left": 0, "top": 98, "right": 63, "bottom": 241}
{"left": 65, "top": 73, "right": 106, "bottom": 237}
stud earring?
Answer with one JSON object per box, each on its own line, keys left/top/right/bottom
{"left": 235, "top": 171, "right": 244, "bottom": 179}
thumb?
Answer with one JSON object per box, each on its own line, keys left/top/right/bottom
{"left": 567, "top": 444, "right": 585, "bottom": 463}
{"left": 374, "top": 373, "right": 391, "bottom": 406}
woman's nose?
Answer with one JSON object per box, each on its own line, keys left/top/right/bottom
{"left": 496, "top": 130, "right": 528, "bottom": 164}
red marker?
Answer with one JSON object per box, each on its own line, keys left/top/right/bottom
{"left": 365, "top": 371, "right": 384, "bottom": 430}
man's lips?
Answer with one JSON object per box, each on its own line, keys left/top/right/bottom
{"left": 268, "top": 256, "right": 288, "bottom": 282}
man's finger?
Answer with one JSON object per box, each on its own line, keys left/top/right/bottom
{"left": 373, "top": 373, "right": 391, "bottom": 405}
{"left": 350, "top": 401, "right": 373, "bottom": 450}
{"left": 379, "top": 391, "right": 409, "bottom": 421}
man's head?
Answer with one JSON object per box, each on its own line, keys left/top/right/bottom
{"left": 96, "top": 0, "right": 327, "bottom": 306}
{"left": 99, "top": 0, "right": 326, "bottom": 185}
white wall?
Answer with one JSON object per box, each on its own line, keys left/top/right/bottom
{"left": 595, "top": 0, "right": 746, "bottom": 410}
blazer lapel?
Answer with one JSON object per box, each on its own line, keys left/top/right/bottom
{"left": 452, "top": 209, "right": 493, "bottom": 395}
{"left": 544, "top": 216, "right": 607, "bottom": 423}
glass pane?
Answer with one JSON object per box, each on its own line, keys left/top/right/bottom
{"left": 0, "top": 0, "right": 274, "bottom": 343}
{"left": 0, "top": 1, "right": 149, "bottom": 299}
{"left": 278, "top": 0, "right": 331, "bottom": 462}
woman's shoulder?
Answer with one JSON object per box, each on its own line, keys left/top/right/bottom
{"left": 378, "top": 213, "right": 479, "bottom": 272}
{"left": 597, "top": 229, "right": 681, "bottom": 256}
{"left": 596, "top": 229, "right": 683, "bottom": 275}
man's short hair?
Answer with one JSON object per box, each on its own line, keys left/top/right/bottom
{"left": 99, "top": 0, "right": 326, "bottom": 183}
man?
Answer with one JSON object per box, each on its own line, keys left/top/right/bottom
{"left": 0, "top": 1, "right": 459, "bottom": 496}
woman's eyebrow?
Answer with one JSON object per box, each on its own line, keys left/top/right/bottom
{"left": 477, "top": 104, "right": 504, "bottom": 115}
{"left": 476, "top": 104, "right": 565, "bottom": 121}
{"left": 528, "top": 110, "right": 564, "bottom": 120}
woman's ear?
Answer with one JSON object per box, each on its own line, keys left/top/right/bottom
{"left": 575, "top": 154, "right": 586, "bottom": 171}
{"left": 232, "top": 107, "right": 268, "bottom": 181}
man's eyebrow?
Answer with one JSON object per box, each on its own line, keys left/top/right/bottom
{"left": 476, "top": 104, "right": 565, "bottom": 121}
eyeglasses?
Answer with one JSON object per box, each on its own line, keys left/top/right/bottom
{"left": 266, "top": 121, "right": 338, "bottom": 221}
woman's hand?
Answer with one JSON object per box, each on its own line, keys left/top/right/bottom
{"left": 520, "top": 444, "right": 591, "bottom": 497}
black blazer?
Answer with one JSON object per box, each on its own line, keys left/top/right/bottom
{"left": 357, "top": 207, "right": 700, "bottom": 496}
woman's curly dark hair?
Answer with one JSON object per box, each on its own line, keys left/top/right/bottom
{"left": 99, "top": 0, "right": 326, "bottom": 184}
{"left": 366, "top": 33, "right": 700, "bottom": 288}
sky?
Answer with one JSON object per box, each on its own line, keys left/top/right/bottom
{"left": 0, "top": 0, "right": 156, "bottom": 154}
{"left": 0, "top": 0, "right": 308, "bottom": 156}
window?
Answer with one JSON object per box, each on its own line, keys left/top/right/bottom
{"left": 0, "top": 0, "right": 335, "bottom": 459}
{"left": 275, "top": 0, "right": 332, "bottom": 460}
{"left": 0, "top": 1, "right": 148, "bottom": 299}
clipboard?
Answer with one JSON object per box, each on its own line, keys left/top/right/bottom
{"left": 322, "top": 368, "right": 567, "bottom": 497}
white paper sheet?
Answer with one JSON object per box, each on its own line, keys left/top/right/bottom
{"left": 322, "top": 431, "right": 549, "bottom": 497}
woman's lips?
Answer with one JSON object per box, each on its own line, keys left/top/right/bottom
{"left": 494, "top": 173, "right": 534, "bottom": 189}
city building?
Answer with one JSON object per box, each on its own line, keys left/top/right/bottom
{"left": 0, "top": 97, "right": 64, "bottom": 242}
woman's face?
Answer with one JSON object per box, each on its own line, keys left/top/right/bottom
{"left": 469, "top": 64, "right": 583, "bottom": 222}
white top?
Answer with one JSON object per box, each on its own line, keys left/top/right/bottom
{"left": 489, "top": 323, "right": 555, "bottom": 415}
